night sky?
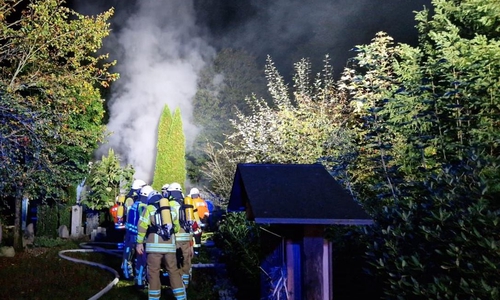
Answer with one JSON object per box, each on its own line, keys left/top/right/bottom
{"left": 69, "top": 0, "right": 432, "bottom": 77}
{"left": 194, "top": 0, "right": 433, "bottom": 76}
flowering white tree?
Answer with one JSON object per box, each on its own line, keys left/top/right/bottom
{"left": 202, "top": 55, "right": 355, "bottom": 200}
{"left": 226, "top": 55, "right": 353, "bottom": 164}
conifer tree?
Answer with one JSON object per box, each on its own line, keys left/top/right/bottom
{"left": 168, "top": 108, "right": 187, "bottom": 188}
{"left": 152, "top": 106, "right": 186, "bottom": 190}
{"left": 152, "top": 105, "right": 173, "bottom": 190}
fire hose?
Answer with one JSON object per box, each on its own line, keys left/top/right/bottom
{"left": 58, "top": 240, "right": 225, "bottom": 299}
{"left": 58, "top": 242, "right": 123, "bottom": 300}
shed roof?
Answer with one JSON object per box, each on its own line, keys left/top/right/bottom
{"left": 228, "top": 163, "right": 373, "bottom": 225}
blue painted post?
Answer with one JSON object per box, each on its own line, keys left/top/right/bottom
{"left": 22, "top": 197, "right": 29, "bottom": 231}
{"left": 287, "top": 238, "right": 302, "bottom": 300}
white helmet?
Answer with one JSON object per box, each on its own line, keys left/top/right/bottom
{"left": 161, "top": 184, "right": 170, "bottom": 191}
{"left": 189, "top": 188, "right": 200, "bottom": 195}
{"left": 140, "top": 185, "right": 153, "bottom": 197}
{"left": 132, "top": 179, "right": 147, "bottom": 190}
{"left": 167, "top": 182, "right": 182, "bottom": 192}
{"left": 148, "top": 191, "right": 162, "bottom": 203}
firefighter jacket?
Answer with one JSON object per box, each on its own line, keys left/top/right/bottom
{"left": 136, "top": 198, "right": 180, "bottom": 253}
{"left": 192, "top": 195, "right": 209, "bottom": 220}
{"left": 125, "top": 200, "right": 147, "bottom": 236}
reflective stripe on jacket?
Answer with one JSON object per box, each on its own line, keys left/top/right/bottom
{"left": 137, "top": 200, "right": 177, "bottom": 253}
{"left": 126, "top": 201, "right": 146, "bottom": 235}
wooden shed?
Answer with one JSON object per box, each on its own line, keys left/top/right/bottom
{"left": 228, "top": 163, "right": 373, "bottom": 300}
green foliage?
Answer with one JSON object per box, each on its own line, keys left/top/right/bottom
{"left": 152, "top": 106, "right": 186, "bottom": 189}
{"left": 189, "top": 48, "right": 267, "bottom": 186}
{"left": 168, "top": 108, "right": 187, "bottom": 187}
{"left": 214, "top": 212, "right": 261, "bottom": 299}
{"left": 0, "top": 0, "right": 116, "bottom": 197}
{"left": 81, "top": 148, "right": 134, "bottom": 210}
{"left": 336, "top": 0, "right": 500, "bottom": 297}
{"left": 202, "top": 55, "right": 354, "bottom": 200}
{"left": 36, "top": 205, "right": 58, "bottom": 238}
{"left": 58, "top": 203, "right": 71, "bottom": 229}
{"left": 33, "top": 236, "right": 67, "bottom": 248}
{"left": 0, "top": 0, "right": 116, "bottom": 250}
{"left": 366, "top": 158, "right": 500, "bottom": 299}
{"left": 227, "top": 55, "right": 353, "bottom": 164}
{"left": 152, "top": 105, "right": 173, "bottom": 190}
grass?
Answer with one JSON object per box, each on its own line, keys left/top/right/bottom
{"left": 0, "top": 238, "right": 220, "bottom": 300}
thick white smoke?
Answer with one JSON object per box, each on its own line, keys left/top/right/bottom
{"left": 95, "top": 1, "right": 215, "bottom": 182}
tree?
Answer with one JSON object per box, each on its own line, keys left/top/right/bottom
{"left": 0, "top": 0, "right": 117, "bottom": 249}
{"left": 152, "top": 105, "right": 173, "bottom": 190}
{"left": 225, "top": 55, "right": 352, "bottom": 164}
{"left": 201, "top": 55, "right": 353, "bottom": 200}
{"left": 0, "top": 87, "right": 63, "bottom": 246}
{"left": 152, "top": 106, "right": 186, "bottom": 190}
{"left": 193, "top": 48, "right": 267, "bottom": 145}
{"left": 189, "top": 49, "right": 267, "bottom": 185}
{"left": 168, "top": 108, "right": 187, "bottom": 188}
{"left": 199, "top": 142, "right": 238, "bottom": 206}
{"left": 338, "top": 0, "right": 500, "bottom": 297}
{"left": 81, "top": 148, "right": 134, "bottom": 211}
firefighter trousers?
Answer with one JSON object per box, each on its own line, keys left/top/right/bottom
{"left": 147, "top": 252, "right": 184, "bottom": 300}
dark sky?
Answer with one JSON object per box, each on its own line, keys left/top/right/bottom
{"left": 193, "top": 0, "right": 432, "bottom": 76}
{"left": 69, "top": 0, "right": 432, "bottom": 77}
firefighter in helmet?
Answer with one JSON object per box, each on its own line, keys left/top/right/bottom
{"left": 136, "top": 185, "right": 185, "bottom": 300}
{"left": 161, "top": 183, "right": 170, "bottom": 198}
{"left": 168, "top": 182, "right": 197, "bottom": 289}
{"left": 188, "top": 187, "right": 208, "bottom": 255}
{"left": 121, "top": 179, "right": 148, "bottom": 285}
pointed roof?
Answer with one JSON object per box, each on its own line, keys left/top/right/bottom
{"left": 228, "top": 163, "right": 373, "bottom": 225}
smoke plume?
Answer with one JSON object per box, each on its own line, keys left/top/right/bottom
{"left": 71, "top": 0, "right": 431, "bottom": 183}
{"left": 75, "top": 0, "right": 215, "bottom": 183}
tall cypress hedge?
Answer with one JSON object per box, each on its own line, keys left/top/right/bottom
{"left": 152, "top": 105, "right": 186, "bottom": 190}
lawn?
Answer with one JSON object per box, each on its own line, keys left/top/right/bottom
{"left": 0, "top": 238, "right": 220, "bottom": 300}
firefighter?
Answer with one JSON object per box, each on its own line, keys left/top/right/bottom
{"left": 136, "top": 186, "right": 185, "bottom": 300}
{"left": 161, "top": 183, "right": 170, "bottom": 198}
{"left": 121, "top": 180, "right": 148, "bottom": 285}
{"left": 125, "top": 179, "right": 146, "bottom": 208}
{"left": 168, "top": 182, "right": 196, "bottom": 288}
{"left": 187, "top": 187, "right": 206, "bottom": 256}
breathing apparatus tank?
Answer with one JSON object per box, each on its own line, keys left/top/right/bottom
{"left": 155, "top": 197, "right": 174, "bottom": 240}
{"left": 115, "top": 194, "right": 126, "bottom": 229}
{"left": 183, "top": 196, "right": 195, "bottom": 232}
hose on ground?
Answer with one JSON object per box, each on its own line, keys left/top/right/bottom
{"left": 58, "top": 241, "right": 225, "bottom": 299}
{"left": 58, "top": 242, "right": 123, "bottom": 300}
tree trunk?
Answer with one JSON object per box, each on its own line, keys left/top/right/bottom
{"left": 13, "top": 189, "right": 23, "bottom": 251}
